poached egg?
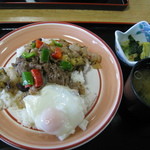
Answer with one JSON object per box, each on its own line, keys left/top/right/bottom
{"left": 23, "top": 84, "right": 88, "bottom": 140}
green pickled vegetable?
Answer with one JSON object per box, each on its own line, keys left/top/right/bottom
{"left": 128, "top": 35, "right": 142, "bottom": 55}
{"left": 128, "top": 35, "right": 143, "bottom": 61}
{"left": 121, "top": 35, "right": 143, "bottom": 61}
{"left": 140, "top": 42, "right": 150, "bottom": 59}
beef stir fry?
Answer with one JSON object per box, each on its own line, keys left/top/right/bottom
{"left": 1, "top": 38, "right": 101, "bottom": 95}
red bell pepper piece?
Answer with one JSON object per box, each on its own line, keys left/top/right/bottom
{"left": 36, "top": 39, "right": 43, "bottom": 48}
{"left": 51, "top": 47, "right": 62, "bottom": 59}
{"left": 25, "top": 85, "right": 32, "bottom": 88}
{"left": 31, "top": 69, "right": 43, "bottom": 88}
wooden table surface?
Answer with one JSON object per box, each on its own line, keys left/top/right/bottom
{"left": 0, "top": 0, "right": 150, "bottom": 23}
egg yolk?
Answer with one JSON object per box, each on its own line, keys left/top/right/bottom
{"left": 40, "top": 108, "right": 66, "bottom": 134}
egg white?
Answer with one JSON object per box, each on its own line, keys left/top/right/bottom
{"left": 23, "top": 84, "right": 88, "bottom": 140}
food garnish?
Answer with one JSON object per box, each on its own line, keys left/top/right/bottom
{"left": 121, "top": 35, "right": 150, "bottom": 61}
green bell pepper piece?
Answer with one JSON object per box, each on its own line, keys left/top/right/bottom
{"left": 40, "top": 48, "right": 50, "bottom": 63}
{"left": 22, "top": 52, "right": 36, "bottom": 59}
{"left": 22, "top": 71, "right": 34, "bottom": 86}
{"left": 32, "top": 42, "right": 36, "bottom": 48}
{"left": 60, "top": 61, "right": 73, "bottom": 71}
{"left": 52, "top": 40, "right": 63, "bottom": 47}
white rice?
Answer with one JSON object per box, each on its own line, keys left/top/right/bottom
{"left": 16, "top": 45, "right": 25, "bottom": 57}
{"left": 41, "top": 38, "right": 52, "bottom": 45}
{"left": 8, "top": 107, "right": 35, "bottom": 128}
{"left": 0, "top": 66, "right": 96, "bottom": 131}
{"left": 71, "top": 71, "right": 85, "bottom": 84}
{"left": 5, "top": 67, "right": 19, "bottom": 83}
{"left": 0, "top": 89, "right": 24, "bottom": 109}
{"left": 78, "top": 119, "right": 89, "bottom": 131}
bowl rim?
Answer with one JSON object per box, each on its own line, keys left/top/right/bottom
{"left": 0, "top": 21, "right": 123, "bottom": 150}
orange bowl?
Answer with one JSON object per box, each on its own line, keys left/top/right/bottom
{"left": 0, "top": 22, "right": 123, "bottom": 150}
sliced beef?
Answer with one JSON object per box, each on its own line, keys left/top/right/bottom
{"left": 43, "top": 63, "right": 71, "bottom": 86}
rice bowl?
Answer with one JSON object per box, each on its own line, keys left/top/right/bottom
{"left": 0, "top": 22, "right": 123, "bottom": 150}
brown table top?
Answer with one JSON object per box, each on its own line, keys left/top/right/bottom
{"left": 0, "top": 0, "right": 149, "bottom": 23}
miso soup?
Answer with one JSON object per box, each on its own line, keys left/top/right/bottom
{"left": 132, "top": 68, "right": 150, "bottom": 107}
